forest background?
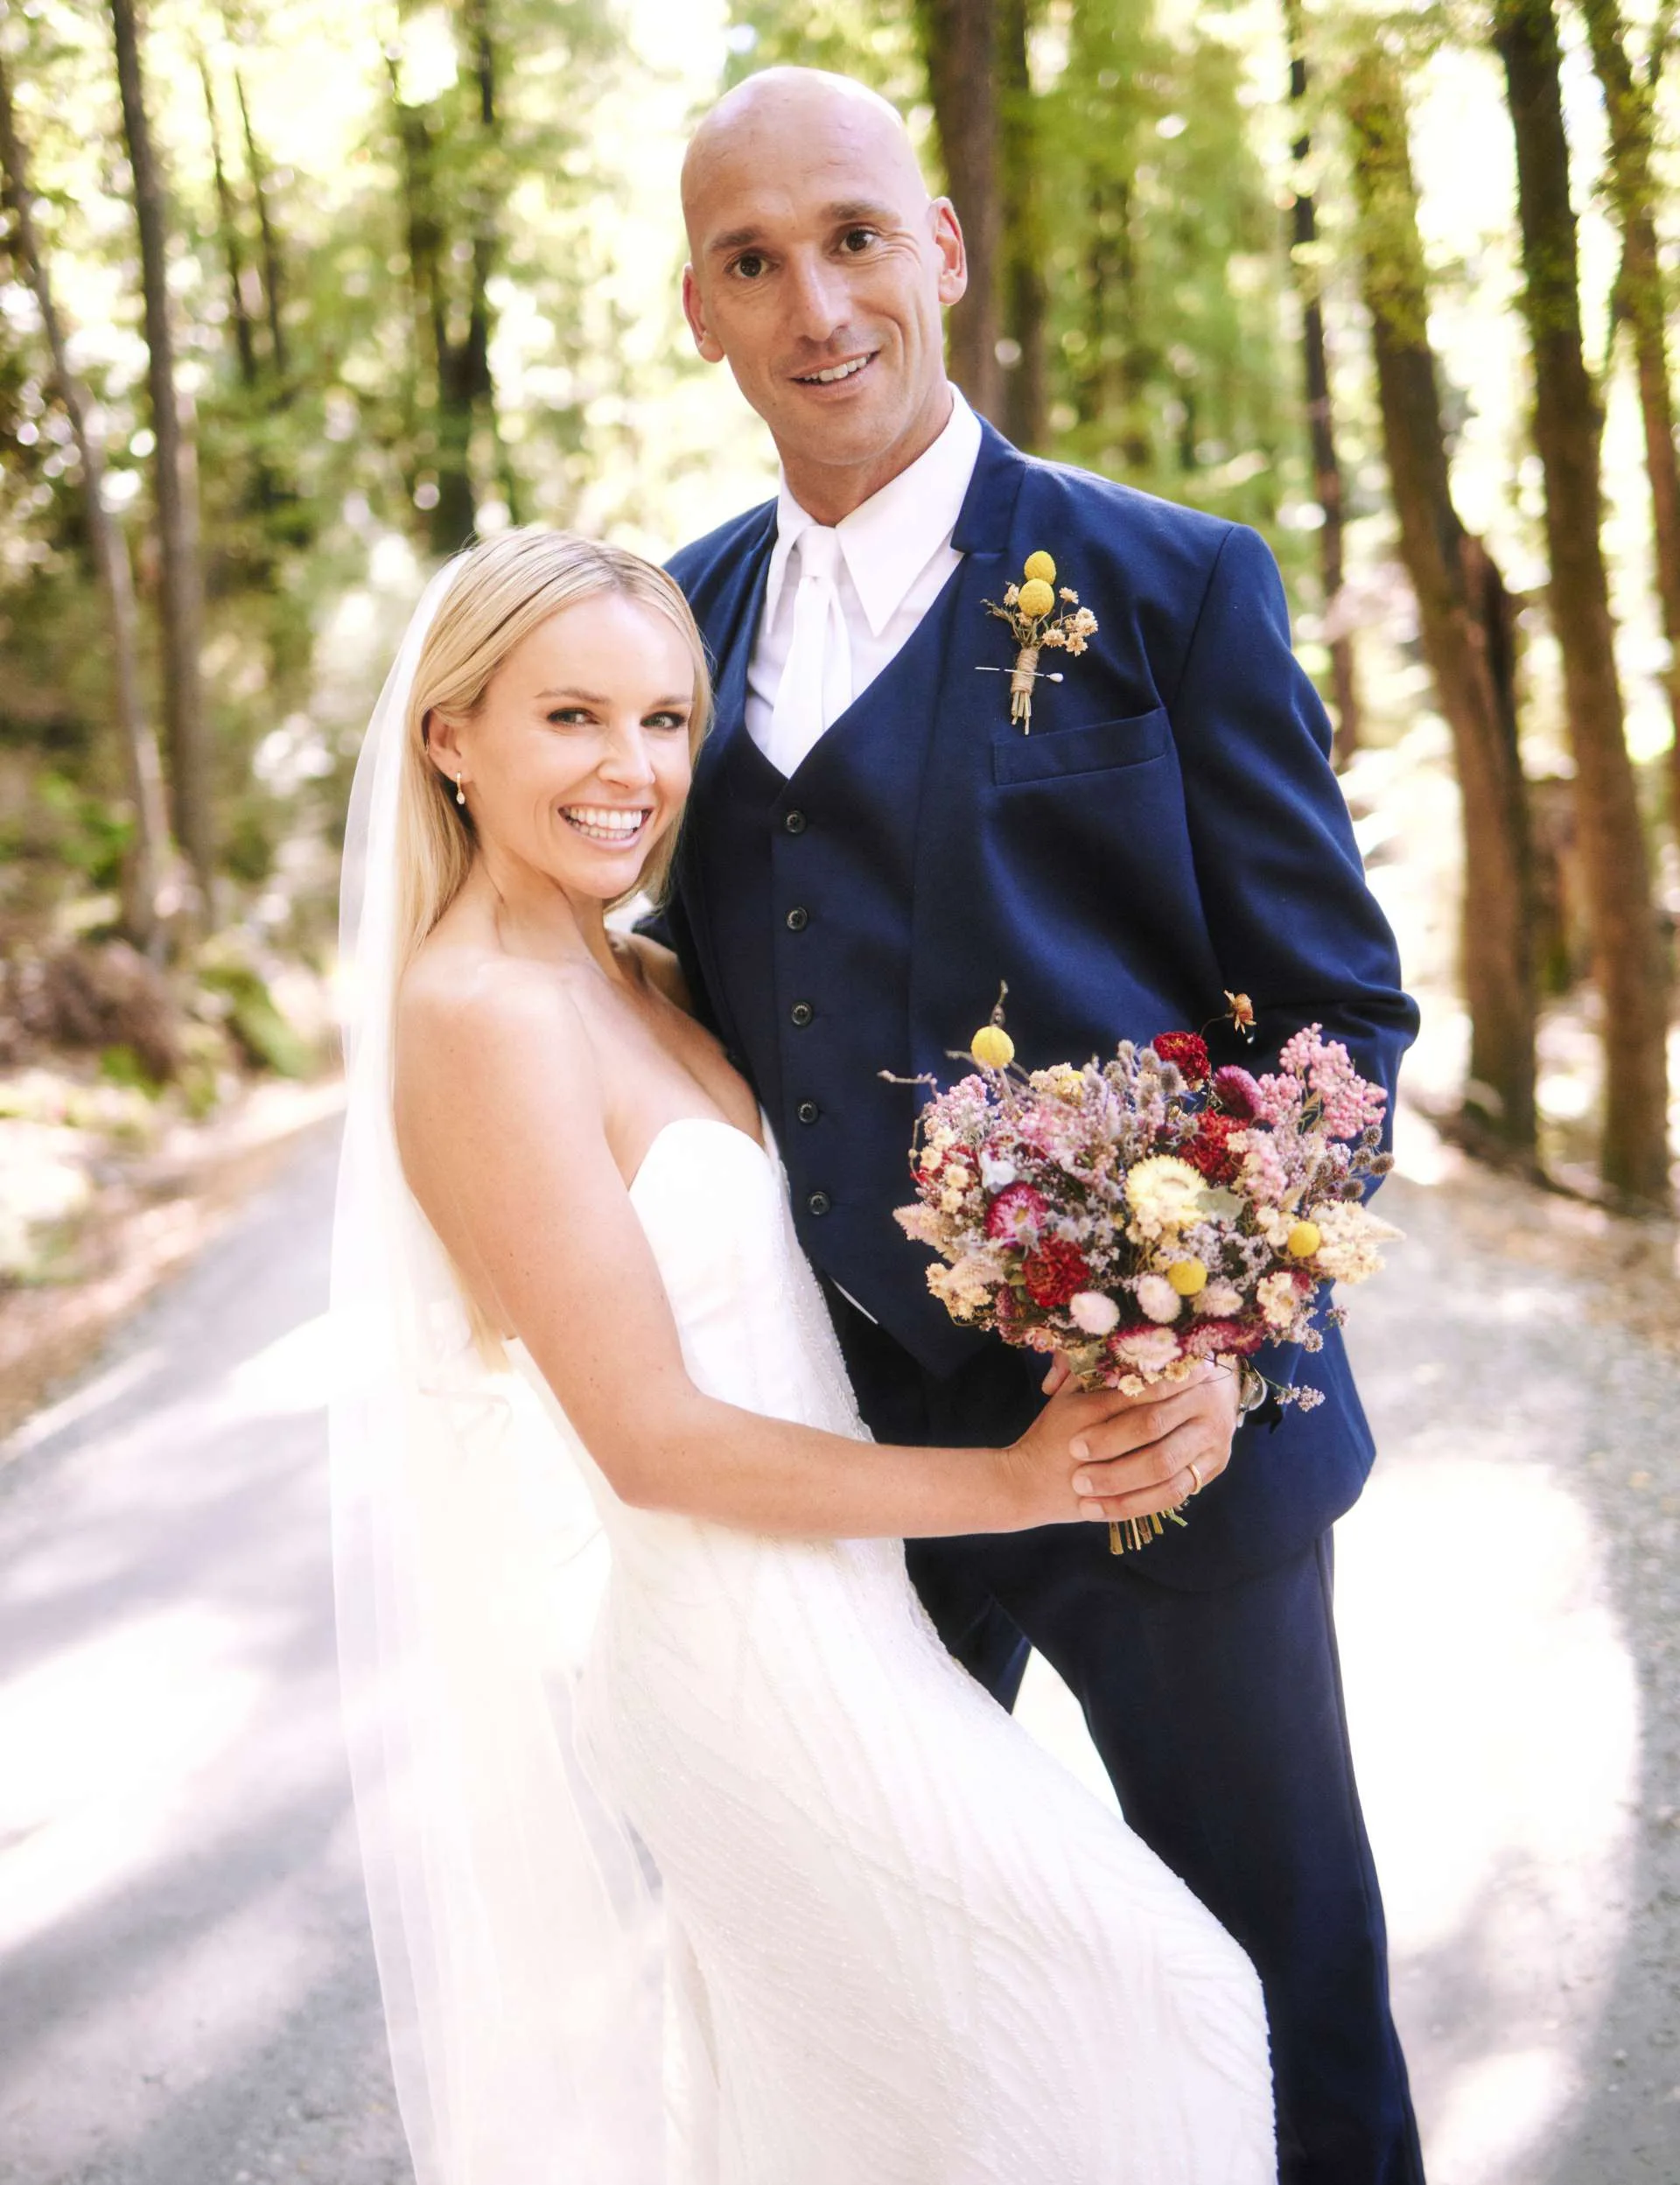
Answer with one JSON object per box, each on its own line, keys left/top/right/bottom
{"left": 3, "top": 0, "right": 1680, "bottom": 1321}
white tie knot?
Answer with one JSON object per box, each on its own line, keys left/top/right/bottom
{"left": 795, "top": 525, "right": 842, "bottom": 582}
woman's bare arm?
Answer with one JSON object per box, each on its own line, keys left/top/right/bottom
{"left": 394, "top": 963, "right": 1152, "bottom": 1539}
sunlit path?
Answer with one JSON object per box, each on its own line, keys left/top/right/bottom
{"left": 2, "top": 1119, "right": 1673, "bottom": 2183}
{"left": 0, "top": 1124, "right": 405, "bottom": 2185}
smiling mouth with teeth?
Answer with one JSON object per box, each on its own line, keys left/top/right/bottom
{"left": 794, "top": 353, "right": 876, "bottom": 387}
{"left": 560, "top": 805, "right": 652, "bottom": 844}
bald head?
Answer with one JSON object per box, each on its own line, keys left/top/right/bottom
{"left": 681, "top": 68, "right": 929, "bottom": 246}
{"left": 678, "top": 67, "right": 966, "bottom": 523}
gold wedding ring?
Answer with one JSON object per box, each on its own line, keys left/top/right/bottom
{"left": 1186, "top": 1458, "right": 1204, "bottom": 1497}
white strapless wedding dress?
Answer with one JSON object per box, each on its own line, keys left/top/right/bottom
{"left": 508, "top": 1117, "right": 1275, "bottom": 2183}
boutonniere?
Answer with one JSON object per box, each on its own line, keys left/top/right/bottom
{"left": 979, "top": 550, "right": 1099, "bottom": 732}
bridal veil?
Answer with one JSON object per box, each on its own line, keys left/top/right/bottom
{"left": 329, "top": 559, "right": 664, "bottom": 2182}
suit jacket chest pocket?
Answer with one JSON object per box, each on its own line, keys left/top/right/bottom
{"left": 991, "top": 705, "right": 1171, "bottom": 787}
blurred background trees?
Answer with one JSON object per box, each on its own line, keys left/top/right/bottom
{"left": 0, "top": 0, "right": 1676, "bottom": 1211}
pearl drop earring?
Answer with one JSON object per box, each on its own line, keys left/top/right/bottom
{"left": 455, "top": 774, "right": 466, "bottom": 807}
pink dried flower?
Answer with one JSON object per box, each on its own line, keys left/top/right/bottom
{"left": 1233, "top": 1130, "right": 1290, "bottom": 1205}
{"left": 1182, "top": 1318, "right": 1265, "bottom": 1359}
{"left": 1212, "top": 1066, "right": 1263, "bottom": 1118}
{"left": 1107, "top": 1325, "right": 1183, "bottom": 1373}
{"left": 1278, "top": 1025, "right": 1389, "bottom": 1139}
{"left": 985, "top": 1183, "right": 1049, "bottom": 1244}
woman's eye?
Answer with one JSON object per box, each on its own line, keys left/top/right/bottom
{"left": 645, "top": 711, "right": 689, "bottom": 732}
{"left": 547, "top": 707, "right": 592, "bottom": 726}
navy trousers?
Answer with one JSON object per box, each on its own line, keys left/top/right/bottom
{"left": 833, "top": 1291, "right": 1426, "bottom": 2185}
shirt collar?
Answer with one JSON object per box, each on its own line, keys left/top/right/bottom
{"left": 764, "top": 389, "right": 984, "bottom": 638}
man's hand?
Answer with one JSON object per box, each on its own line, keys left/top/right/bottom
{"left": 1039, "top": 1355, "right": 1241, "bottom": 1530}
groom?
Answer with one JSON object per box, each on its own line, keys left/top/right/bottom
{"left": 661, "top": 67, "right": 1423, "bottom": 2185}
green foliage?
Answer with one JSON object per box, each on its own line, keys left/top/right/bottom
{"left": 1030, "top": 3, "right": 1292, "bottom": 530}
{"left": 196, "top": 942, "right": 313, "bottom": 1076}
{"left": 721, "top": 2, "right": 922, "bottom": 99}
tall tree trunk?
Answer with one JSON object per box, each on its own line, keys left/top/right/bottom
{"left": 1494, "top": 0, "right": 1670, "bottom": 1205}
{"left": 389, "top": 55, "right": 450, "bottom": 531}
{"left": 998, "top": 0, "right": 1046, "bottom": 450}
{"left": 0, "top": 46, "right": 177, "bottom": 953}
{"left": 197, "top": 48, "right": 257, "bottom": 388}
{"left": 914, "top": 0, "right": 1003, "bottom": 420}
{"left": 1283, "top": 0, "right": 1361, "bottom": 766}
{"left": 230, "top": 56, "right": 286, "bottom": 377}
{"left": 1581, "top": 0, "right": 1680, "bottom": 845}
{"left": 1342, "top": 47, "right": 1538, "bottom": 1157}
{"left": 1086, "top": 177, "right": 1150, "bottom": 474}
{"left": 109, "top": 0, "right": 213, "bottom": 920}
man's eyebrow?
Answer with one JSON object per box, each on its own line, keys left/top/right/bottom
{"left": 824, "top": 199, "right": 898, "bottom": 227}
{"left": 706, "top": 200, "right": 901, "bottom": 256}
{"left": 708, "top": 224, "right": 767, "bottom": 256}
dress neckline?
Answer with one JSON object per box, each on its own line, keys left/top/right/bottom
{"left": 626, "top": 1113, "right": 771, "bottom": 1197}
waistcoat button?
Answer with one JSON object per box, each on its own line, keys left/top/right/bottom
{"left": 789, "top": 1001, "right": 814, "bottom": 1027}
{"left": 783, "top": 809, "right": 808, "bottom": 835}
{"left": 786, "top": 906, "right": 808, "bottom": 931}
{"left": 796, "top": 1100, "right": 820, "bottom": 1125}
{"left": 808, "top": 1190, "right": 832, "bottom": 1217}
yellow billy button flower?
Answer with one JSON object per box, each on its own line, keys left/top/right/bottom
{"left": 1167, "top": 1258, "right": 1208, "bottom": 1298}
{"left": 971, "top": 1024, "right": 1015, "bottom": 1069}
{"left": 1016, "top": 577, "right": 1056, "bottom": 620}
{"left": 1287, "top": 1220, "right": 1323, "bottom": 1259}
{"left": 1023, "top": 550, "right": 1057, "bottom": 585}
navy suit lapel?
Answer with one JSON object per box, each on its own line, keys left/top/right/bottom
{"left": 907, "top": 421, "right": 1031, "bottom": 1050}
{"left": 693, "top": 507, "right": 775, "bottom": 789}
{"left": 679, "top": 508, "right": 776, "bottom": 1056}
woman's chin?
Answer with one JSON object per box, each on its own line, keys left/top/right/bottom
{"left": 548, "top": 844, "right": 658, "bottom": 902}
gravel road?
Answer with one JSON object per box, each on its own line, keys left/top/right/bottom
{"left": 1, "top": 1115, "right": 1675, "bottom": 2185}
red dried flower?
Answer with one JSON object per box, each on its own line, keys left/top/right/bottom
{"left": 1212, "top": 1066, "right": 1262, "bottom": 1119}
{"left": 1182, "top": 1318, "right": 1266, "bottom": 1359}
{"left": 1183, "top": 1112, "right": 1242, "bottom": 1185}
{"left": 985, "top": 1182, "right": 1050, "bottom": 1243}
{"left": 1022, "top": 1240, "right": 1092, "bottom": 1308}
{"left": 1153, "top": 1031, "right": 1211, "bottom": 1084}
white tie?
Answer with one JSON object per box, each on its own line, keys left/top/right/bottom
{"left": 766, "top": 525, "right": 852, "bottom": 778}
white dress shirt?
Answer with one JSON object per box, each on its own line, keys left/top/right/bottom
{"left": 745, "top": 389, "right": 984, "bottom": 768}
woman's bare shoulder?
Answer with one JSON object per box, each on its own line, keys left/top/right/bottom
{"left": 397, "top": 935, "right": 599, "bottom": 1111}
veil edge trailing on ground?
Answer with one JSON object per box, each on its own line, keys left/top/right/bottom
{"left": 329, "top": 557, "right": 666, "bottom": 2184}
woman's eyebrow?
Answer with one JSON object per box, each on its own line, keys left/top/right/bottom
{"left": 533, "top": 689, "right": 690, "bottom": 707}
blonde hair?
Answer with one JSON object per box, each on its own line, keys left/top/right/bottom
{"left": 395, "top": 526, "right": 712, "bottom": 975}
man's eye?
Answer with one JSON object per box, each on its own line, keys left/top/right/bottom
{"left": 840, "top": 228, "right": 878, "bottom": 255}
{"left": 732, "top": 252, "right": 767, "bottom": 280}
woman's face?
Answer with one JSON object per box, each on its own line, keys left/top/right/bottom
{"left": 435, "top": 591, "right": 697, "bottom": 902}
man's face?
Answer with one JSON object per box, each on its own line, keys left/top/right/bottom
{"left": 682, "top": 93, "right": 965, "bottom": 488}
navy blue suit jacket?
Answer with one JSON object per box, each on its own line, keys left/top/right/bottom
{"left": 665, "top": 417, "right": 1418, "bottom": 1589}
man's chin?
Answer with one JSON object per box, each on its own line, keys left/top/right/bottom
{"left": 770, "top": 393, "right": 914, "bottom": 473}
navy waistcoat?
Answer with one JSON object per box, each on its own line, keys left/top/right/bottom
{"left": 680, "top": 549, "right": 966, "bottom": 1362}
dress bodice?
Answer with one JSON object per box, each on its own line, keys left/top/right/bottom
{"left": 506, "top": 1117, "right": 868, "bottom": 1551}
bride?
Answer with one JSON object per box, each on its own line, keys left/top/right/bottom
{"left": 331, "top": 523, "right": 1274, "bottom": 2184}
